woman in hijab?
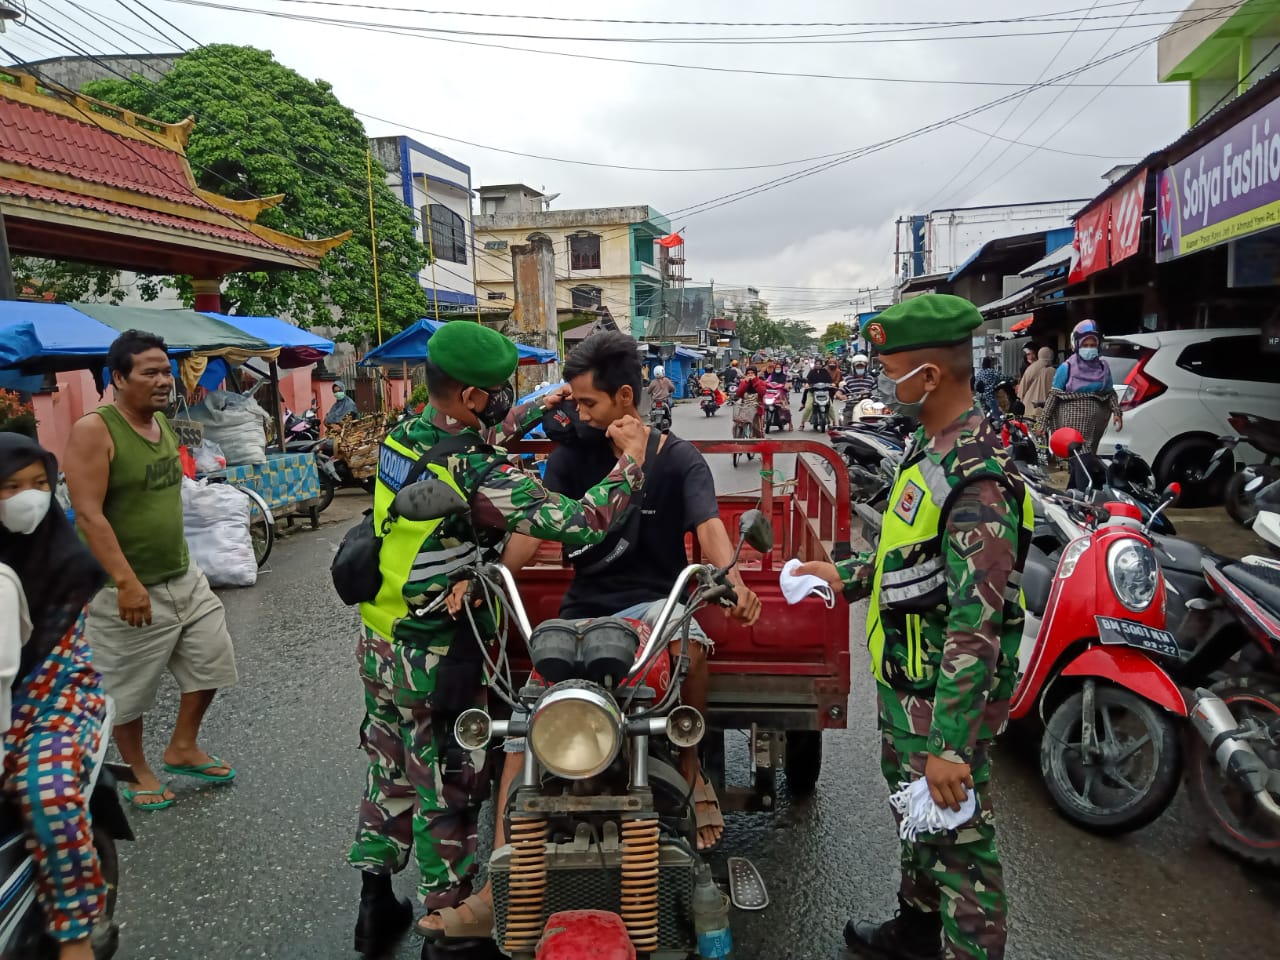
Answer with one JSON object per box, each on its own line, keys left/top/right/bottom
{"left": 0, "top": 432, "right": 108, "bottom": 960}
{"left": 1041, "top": 320, "right": 1123, "bottom": 455}
{"left": 1018, "top": 345, "right": 1057, "bottom": 425}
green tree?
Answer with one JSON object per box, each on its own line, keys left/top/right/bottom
{"left": 776, "top": 318, "right": 817, "bottom": 353}
{"left": 821, "top": 322, "right": 852, "bottom": 345}
{"left": 734, "top": 303, "right": 784, "bottom": 351}
{"left": 81, "top": 45, "right": 430, "bottom": 340}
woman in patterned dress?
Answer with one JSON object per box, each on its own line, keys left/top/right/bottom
{"left": 0, "top": 432, "right": 108, "bottom": 960}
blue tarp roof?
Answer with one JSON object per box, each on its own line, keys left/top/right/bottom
{"left": 360, "top": 319, "right": 558, "bottom": 368}
{"left": 0, "top": 302, "right": 334, "bottom": 389}
{"left": 674, "top": 346, "right": 704, "bottom": 361}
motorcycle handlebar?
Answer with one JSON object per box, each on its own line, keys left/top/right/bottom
{"left": 629, "top": 563, "right": 717, "bottom": 679}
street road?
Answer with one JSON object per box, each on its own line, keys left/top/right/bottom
{"left": 113, "top": 399, "right": 1279, "bottom": 959}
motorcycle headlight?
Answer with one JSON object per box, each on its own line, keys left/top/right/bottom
{"left": 1106, "top": 538, "right": 1159, "bottom": 612}
{"left": 528, "top": 681, "right": 623, "bottom": 780}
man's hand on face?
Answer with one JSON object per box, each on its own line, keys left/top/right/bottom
{"left": 543, "top": 385, "right": 573, "bottom": 409}
{"left": 607, "top": 415, "right": 648, "bottom": 465}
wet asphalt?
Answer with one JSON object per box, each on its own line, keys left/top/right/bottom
{"left": 112, "top": 400, "right": 1280, "bottom": 960}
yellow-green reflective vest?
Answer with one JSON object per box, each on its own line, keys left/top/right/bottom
{"left": 359, "top": 432, "right": 475, "bottom": 643}
{"left": 866, "top": 448, "right": 1034, "bottom": 692}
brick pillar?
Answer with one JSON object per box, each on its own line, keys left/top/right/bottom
{"left": 192, "top": 277, "right": 223, "bottom": 313}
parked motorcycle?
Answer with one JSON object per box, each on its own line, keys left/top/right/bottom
{"left": 700, "top": 389, "right": 721, "bottom": 418}
{"left": 1, "top": 699, "right": 133, "bottom": 960}
{"left": 277, "top": 406, "right": 320, "bottom": 451}
{"left": 394, "top": 479, "right": 773, "bottom": 958}
{"left": 309, "top": 438, "right": 376, "bottom": 511}
{"left": 1058, "top": 439, "right": 1177, "bottom": 535}
{"left": 1012, "top": 428, "right": 1187, "bottom": 835}
{"left": 1176, "top": 478, "right": 1280, "bottom": 865}
{"left": 1209, "top": 412, "right": 1280, "bottom": 526}
{"left": 808, "top": 386, "right": 834, "bottom": 432}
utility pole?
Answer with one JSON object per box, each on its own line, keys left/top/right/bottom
{"left": 0, "top": 210, "right": 16, "bottom": 300}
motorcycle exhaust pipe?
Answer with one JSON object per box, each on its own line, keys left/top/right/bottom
{"left": 1189, "top": 688, "right": 1280, "bottom": 821}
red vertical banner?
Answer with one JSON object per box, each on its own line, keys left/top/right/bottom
{"left": 1069, "top": 203, "right": 1110, "bottom": 284}
{"left": 1109, "top": 169, "right": 1146, "bottom": 265}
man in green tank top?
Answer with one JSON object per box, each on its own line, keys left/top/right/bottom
{"left": 66, "top": 331, "right": 240, "bottom": 812}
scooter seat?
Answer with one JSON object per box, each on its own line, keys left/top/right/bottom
{"left": 1022, "top": 545, "right": 1055, "bottom": 618}
{"left": 1220, "top": 561, "right": 1280, "bottom": 624}
{"left": 1152, "top": 535, "right": 1212, "bottom": 576}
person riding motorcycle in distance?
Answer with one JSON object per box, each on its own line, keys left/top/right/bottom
{"left": 796, "top": 294, "right": 1032, "bottom": 960}
{"left": 0, "top": 433, "right": 109, "bottom": 960}
{"left": 348, "top": 321, "right": 652, "bottom": 959}
{"left": 647, "top": 364, "right": 675, "bottom": 407}
{"left": 735, "top": 364, "right": 770, "bottom": 437}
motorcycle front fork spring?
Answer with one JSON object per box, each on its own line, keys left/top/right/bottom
{"left": 620, "top": 816, "right": 660, "bottom": 952}
{"left": 504, "top": 816, "right": 549, "bottom": 953}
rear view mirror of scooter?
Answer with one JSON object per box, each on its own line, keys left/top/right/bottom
{"left": 1142, "top": 482, "right": 1180, "bottom": 536}
{"left": 1049, "top": 427, "right": 1096, "bottom": 496}
{"left": 393, "top": 477, "right": 469, "bottom": 522}
{"left": 739, "top": 508, "right": 774, "bottom": 555}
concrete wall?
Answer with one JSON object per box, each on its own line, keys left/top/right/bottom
{"left": 22, "top": 53, "right": 181, "bottom": 91}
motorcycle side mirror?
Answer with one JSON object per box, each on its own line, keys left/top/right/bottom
{"left": 1049, "top": 427, "right": 1085, "bottom": 460}
{"left": 1163, "top": 482, "right": 1181, "bottom": 505}
{"left": 393, "top": 477, "right": 469, "bottom": 522}
{"left": 738, "top": 508, "right": 774, "bottom": 554}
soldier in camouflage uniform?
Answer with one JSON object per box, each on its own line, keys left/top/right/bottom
{"left": 350, "top": 321, "right": 650, "bottom": 959}
{"left": 798, "top": 295, "right": 1032, "bottom": 960}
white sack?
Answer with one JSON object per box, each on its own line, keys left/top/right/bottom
{"left": 181, "top": 478, "right": 257, "bottom": 588}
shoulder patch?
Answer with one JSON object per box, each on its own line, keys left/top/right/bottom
{"left": 892, "top": 479, "right": 925, "bottom": 525}
{"left": 378, "top": 445, "right": 415, "bottom": 493}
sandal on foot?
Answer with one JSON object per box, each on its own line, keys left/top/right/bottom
{"left": 693, "top": 779, "right": 726, "bottom": 852}
{"left": 417, "top": 895, "right": 494, "bottom": 942}
{"left": 122, "top": 786, "right": 175, "bottom": 811}
{"left": 161, "top": 756, "right": 237, "bottom": 783}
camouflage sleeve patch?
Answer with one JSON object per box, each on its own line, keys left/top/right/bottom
{"left": 836, "top": 552, "right": 877, "bottom": 602}
{"left": 928, "top": 479, "right": 1020, "bottom": 763}
{"left": 497, "top": 398, "right": 548, "bottom": 443}
{"left": 472, "top": 454, "right": 643, "bottom": 545}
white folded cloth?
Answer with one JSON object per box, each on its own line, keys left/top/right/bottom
{"left": 888, "top": 778, "right": 977, "bottom": 842}
{"left": 779, "top": 558, "right": 836, "bottom": 608}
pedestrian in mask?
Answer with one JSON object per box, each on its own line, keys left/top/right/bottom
{"left": 1042, "top": 320, "right": 1122, "bottom": 457}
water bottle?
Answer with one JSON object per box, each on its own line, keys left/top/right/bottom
{"left": 692, "top": 863, "right": 733, "bottom": 959}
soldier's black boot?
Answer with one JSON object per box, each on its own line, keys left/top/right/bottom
{"left": 843, "top": 898, "right": 943, "bottom": 960}
{"left": 354, "top": 870, "right": 412, "bottom": 959}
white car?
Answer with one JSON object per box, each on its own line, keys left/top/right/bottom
{"left": 1099, "top": 328, "right": 1280, "bottom": 503}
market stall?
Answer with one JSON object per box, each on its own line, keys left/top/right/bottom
{"left": 0, "top": 301, "right": 336, "bottom": 555}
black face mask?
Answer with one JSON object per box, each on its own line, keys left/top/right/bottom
{"left": 542, "top": 401, "right": 607, "bottom": 446}
{"left": 471, "top": 383, "right": 514, "bottom": 429}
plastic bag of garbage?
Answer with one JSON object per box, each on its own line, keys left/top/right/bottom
{"left": 191, "top": 439, "right": 227, "bottom": 474}
{"left": 181, "top": 478, "right": 257, "bottom": 588}
{"left": 187, "top": 390, "right": 270, "bottom": 466}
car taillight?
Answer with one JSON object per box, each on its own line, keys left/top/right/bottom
{"left": 1118, "top": 350, "right": 1165, "bottom": 410}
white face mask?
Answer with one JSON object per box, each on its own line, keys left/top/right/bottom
{"left": 0, "top": 488, "right": 52, "bottom": 535}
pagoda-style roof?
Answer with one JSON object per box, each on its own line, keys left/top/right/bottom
{"left": 0, "top": 66, "right": 349, "bottom": 275}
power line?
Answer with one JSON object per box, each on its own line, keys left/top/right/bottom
{"left": 149, "top": 0, "right": 1190, "bottom": 88}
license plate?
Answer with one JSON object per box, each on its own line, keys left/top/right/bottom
{"left": 1095, "top": 616, "right": 1180, "bottom": 659}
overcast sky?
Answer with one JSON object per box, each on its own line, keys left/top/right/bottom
{"left": 7, "top": 0, "right": 1196, "bottom": 328}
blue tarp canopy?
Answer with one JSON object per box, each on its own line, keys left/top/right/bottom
{"left": 360, "top": 319, "right": 558, "bottom": 368}
{"left": 0, "top": 301, "right": 334, "bottom": 390}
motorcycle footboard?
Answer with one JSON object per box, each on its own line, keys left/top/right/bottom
{"left": 490, "top": 836, "right": 695, "bottom": 958}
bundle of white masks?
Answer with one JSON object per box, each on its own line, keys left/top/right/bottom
{"left": 888, "top": 778, "right": 976, "bottom": 842}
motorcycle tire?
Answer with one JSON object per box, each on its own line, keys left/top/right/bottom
{"left": 1040, "top": 683, "right": 1182, "bottom": 835}
{"left": 784, "top": 730, "right": 823, "bottom": 796}
{"left": 1187, "top": 676, "right": 1280, "bottom": 867}
{"left": 1224, "top": 466, "right": 1280, "bottom": 527}
{"left": 317, "top": 478, "right": 336, "bottom": 513}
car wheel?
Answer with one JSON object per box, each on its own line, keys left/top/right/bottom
{"left": 1155, "top": 436, "right": 1224, "bottom": 507}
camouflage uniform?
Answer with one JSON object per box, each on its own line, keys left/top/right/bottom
{"left": 350, "top": 398, "right": 643, "bottom": 909}
{"left": 837, "top": 406, "right": 1030, "bottom": 960}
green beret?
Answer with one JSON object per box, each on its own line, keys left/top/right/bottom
{"left": 861, "top": 294, "right": 983, "bottom": 355}
{"left": 427, "top": 321, "right": 518, "bottom": 387}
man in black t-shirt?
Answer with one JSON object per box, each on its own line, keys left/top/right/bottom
{"left": 801, "top": 358, "right": 838, "bottom": 427}
{"left": 502, "top": 332, "right": 761, "bottom": 853}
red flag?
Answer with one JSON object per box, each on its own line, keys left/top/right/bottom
{"left": 656, "top": 232, "right": 684, "bottom": 248}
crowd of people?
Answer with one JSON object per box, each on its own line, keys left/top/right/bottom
{"left": 0, "top": 306, "right": 1123, "bottom": 960}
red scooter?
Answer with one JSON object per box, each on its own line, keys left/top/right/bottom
{"left": 1012, "top": 428, "right": 1187, "bottom": 834}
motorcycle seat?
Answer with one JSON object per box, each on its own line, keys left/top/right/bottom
{"left": 1220, "top": 561, "right": 1280, "bottom": 624}
{"left": 1022, "top": 545, "right": 1055, "bottom": 618}
{"left": 1152, "top": 535, "right": 1211, "bottom": 575}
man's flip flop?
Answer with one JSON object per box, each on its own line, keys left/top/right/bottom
{"left": 122, "top": 786, "right": 175, "bottom": 811}
{"left": 693, "top": 779, "right": 726, "bottom": 852}
{"left": 417, "top": 895, "right": 494, "bottom": 942}
{"left": 161, "top": 756, "right": 237, "bottom": 783}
